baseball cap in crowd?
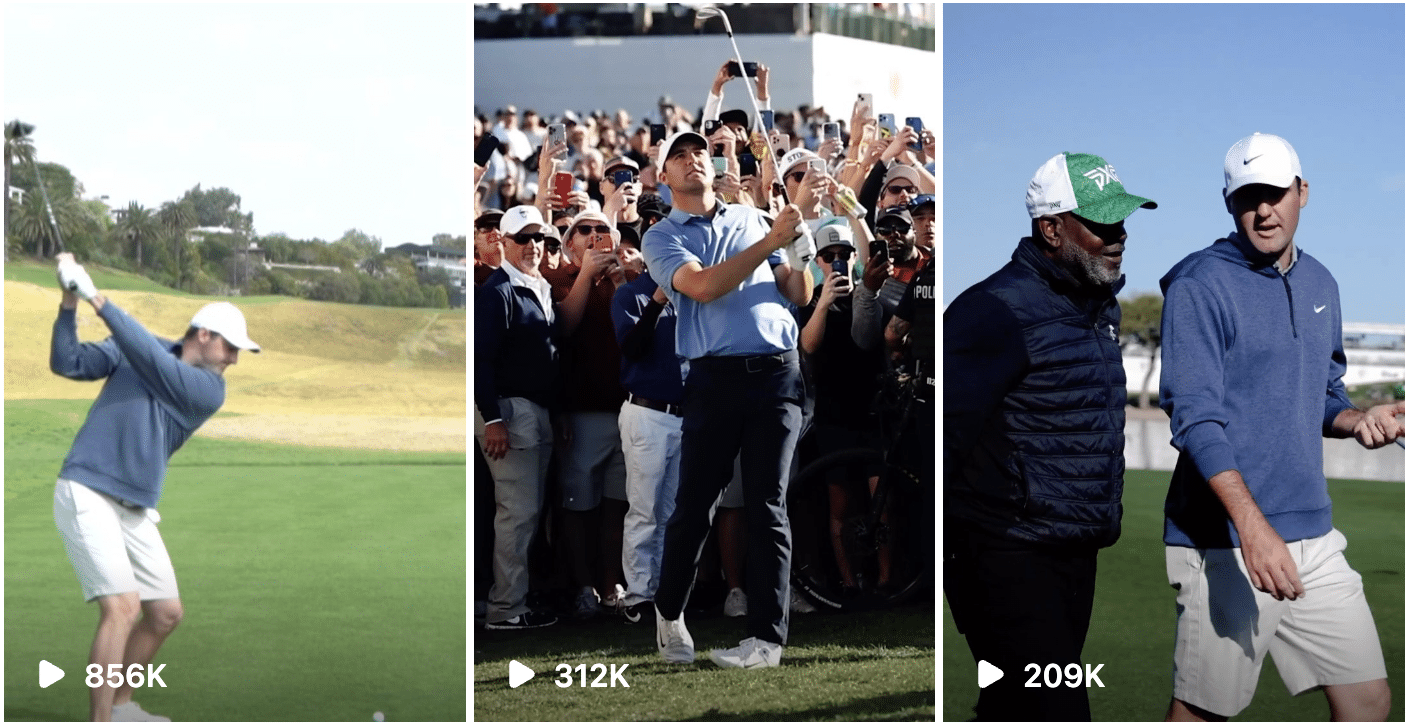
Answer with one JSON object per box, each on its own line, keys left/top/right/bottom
{"left": 604, "top": 156, "right": 640, "bottom": 176}
{"left": 780, "top": 148, "right": 821, "bottom": 177}
{"left": 637, "top": 193, "right": 671, "bottom": 221}
{"left": 475, "top": 208, "right": 504, "bottom": 230}
{"left": 190, "top": 302, "right": 261, "bottom": 352}
{"left": 815, "top": 223, "right": 856, "bottom": 252}
{"left": 883, "top": 164, "right": 922, "bottom": 189}
{"left": 1025, "top": 152, "right": 1157, "bottom": 224}
{"left": 909, "top": 194, "right": 935, "bottom": 213}
{"left": 500, "top": 205, "right": 547, "bottom": 235}
{"left": 719, "top": 109, "right": 749, "bottom": 129}
{"left": 877, "top": 206, "right": 913, "bottom": 227}
{"left": 656, "top": 130, "right": 710, "bottom": 170}
{"left": 1223, "top": 132, "right": 1301, "bottom": 198}
{"left": 616, "top": 222, "right": 642, "bottom": 249}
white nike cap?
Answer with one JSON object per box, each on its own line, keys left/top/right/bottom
{"left": 1223, "top": 132, "right": 1301, "bottom": 198}
{"left": 190, "top": 302, "right": 261, "bottom": 352}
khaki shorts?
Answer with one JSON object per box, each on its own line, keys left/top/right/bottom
{"left": 53, "top": 478, "right": 179, "bottom": 603}
{"left": 1166, "top": 528, "right": 1386, "bottom": 717}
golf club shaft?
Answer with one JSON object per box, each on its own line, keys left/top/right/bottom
{"left": 704, "top": 6, "right": 813, "bottom": 259}
{"left": 29, "top": 156, "right": 64, "bottom": 253}
{"left": 1397, "top": 437, "right": 1404, "bottom": 449}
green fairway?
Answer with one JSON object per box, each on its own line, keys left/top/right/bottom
{"left": 474, "top": 602, "right": 935, "bottom": 720}
{"left": 943, "top": 469, "right": 1405, "bottom": 721}
{"left": 4, "top": 399, "right": 467, "bottom": 722}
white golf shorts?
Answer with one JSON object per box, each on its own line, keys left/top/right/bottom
{"left": 1166, "top": 527, "right": 1386, "bottom": 717}
{"left": 53, "top": 478, "right": 179, "bottom": 603}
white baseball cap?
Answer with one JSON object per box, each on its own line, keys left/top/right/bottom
{"left": 780, "top": 148, "right": 821, "bottom": 177}
{"left": 499, "top": 205, "right": 546, "bottom": 235}
{"left": 815, "top": 223, "right": 856, "bottom": 252}
{"left": 190, "top": 302, "right": 260, "bottom": 352}
{"left": 655, "top": 130, "right": 709, "bottom": 171}
{"left": 1223, "top": 132, "right": 1301, "bottom": 198}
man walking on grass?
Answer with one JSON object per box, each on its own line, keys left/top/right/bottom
{"left": 50, "top": 253, "right": 260, "bottom": 721}
{"left": 1160, "top": 133, "right": 1399, "bottom": 721}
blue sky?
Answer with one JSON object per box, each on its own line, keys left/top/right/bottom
{"left": 943, "top": 3, "right": 1405, "bottom": 325}
{"left": 4, "top": 3, "right": 467, "bottom": 248}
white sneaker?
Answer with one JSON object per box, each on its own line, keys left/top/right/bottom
{"left": 709, "top": 636, "right": 783, "bottom": 669}
{"left": 790, "top": 590, "right": 817, "bottom": 613}
{"left": 723, "top": 587, "right": 748, "bottom": 617}
{"left": 111, "top": 701, "right": 171, "bottom": 722}
{"left": 601, "top": 583, "right": 627, "bottom": 612}
{"left": 655, "top": 605, "right": 695, "bottom": 664}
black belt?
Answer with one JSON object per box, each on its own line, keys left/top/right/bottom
{"left": 627, "top": 393, "right": 682, "bottom": 417}
{"left": 694, "top": 349, "right": 797, "bottom": 373}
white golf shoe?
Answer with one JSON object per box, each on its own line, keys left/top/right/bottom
{"left": 111, "top": 701, "right": 171, "bottom": 721}
{"left": 655, "top": 605, "right": 695, "bottom": 664}
{"left": 709, "top": 636, "right": 783, "bottom": 669}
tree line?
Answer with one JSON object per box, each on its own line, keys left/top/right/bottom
{"left": 4, "top": 131, "right": 465, "bottom": 308}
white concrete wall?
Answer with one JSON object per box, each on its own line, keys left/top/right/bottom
{"left": 473, "top": 33, "right": 935, "bottom": 130}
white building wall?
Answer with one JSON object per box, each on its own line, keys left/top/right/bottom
{"left": 473, "top": 33, "right": 934, "bottom": 129}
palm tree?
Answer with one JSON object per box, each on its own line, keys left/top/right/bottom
{"left": 12, "top": 188, "right": 83, "bottom": 258}
{"left": 116, "top": 202, "right": 159, "bottom": 272}
{"left": 5, "top": 122, "right": 36, "bottom": 248}
{"left": 158, "top": 200, "right": 197, "bottom": 288}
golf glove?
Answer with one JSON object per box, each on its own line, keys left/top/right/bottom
{"left": 784, "top": 225, "right": 817, "bottom": 271}
{"left": 58, "top": 262, "right": 97, "bottom": 300}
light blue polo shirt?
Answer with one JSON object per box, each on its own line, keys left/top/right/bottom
{"left": 641, "top": 202, "right": 799, "bottom": 360}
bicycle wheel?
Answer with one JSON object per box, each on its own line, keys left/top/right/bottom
{"left": 788, "top": 448, "right": 929, "bottom": 611}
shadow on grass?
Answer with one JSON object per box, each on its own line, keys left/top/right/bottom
{"left": 475, "top": 602, "right": 936, "bottom": 666}
{"left": 682, "top": 691, "right": 934, "bottom": 720}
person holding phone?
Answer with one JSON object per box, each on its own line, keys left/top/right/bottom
{"left": 703, "top": 59, "right": 771, "bottom": 153}
{"left": 554, "top": 206, "right": 636, "bottom": 620}
{"left": 602, "top": 156, "right": 644, "bottom": 229}
{"left": 795, "top": 225, "right": 895, "bottom": 593}
{"left": 944, "top": 152, "right": 1156, "bottom": 720}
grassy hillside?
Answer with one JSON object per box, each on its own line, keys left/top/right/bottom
{"left": 5, "top": 261, "right": 465, "bottom": 451}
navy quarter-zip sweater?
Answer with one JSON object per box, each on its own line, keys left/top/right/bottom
{"left": 475, "top": 266, "right": 560, "bottom": 423}
{"left": 1159, "top": 232, "right": 1353, "bottom": 548}
{"left": 945, "top": 237, "right": 1126, "bottom": 549}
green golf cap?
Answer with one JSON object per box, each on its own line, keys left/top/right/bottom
{"left": 1025, "top": 152, "right": 1157, "bottom": 224}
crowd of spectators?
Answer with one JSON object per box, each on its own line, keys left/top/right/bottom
{"left": 473, "top": 61, "right": 935, "bottom": 630}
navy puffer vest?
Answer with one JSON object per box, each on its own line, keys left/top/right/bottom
{"left": 951, "top": 238, "right": 1126, "bottom": 548}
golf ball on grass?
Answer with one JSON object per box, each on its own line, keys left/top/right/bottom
{"left": 373, "top": 711, "right": 385, "bottom": 721}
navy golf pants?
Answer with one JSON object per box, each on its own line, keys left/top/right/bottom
{"left": 655, "top": 350, "right": 804, "bottom": 646}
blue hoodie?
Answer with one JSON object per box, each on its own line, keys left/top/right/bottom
{"left": 52, "top": 303, "right": 226, "bottom": 508}
{"left": 1159, "top": 233, "right": 1354, "bottom": 548}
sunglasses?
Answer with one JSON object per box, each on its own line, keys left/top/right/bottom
{"left": 816, "top": 249, "right": 853, "bottom": 264}
{"left": 876, "top": 224, "right": 911, "bottom": 237}
{"left": 507, "top": 232, "right": 546, "bottom": 244}
{"left": 786, "top": 171, "right": 806, "bottom": 184}
{"left": 886, "top": 184, "right": 919, "bottom": 196}
{"left": 475, "top": 223, "right": 498, "bottom": 233}
{"left": 575, "top": 224, "right": 613, "bottom": 236}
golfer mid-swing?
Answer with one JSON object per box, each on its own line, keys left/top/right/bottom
{"left": 49, "top": 253, "right": 260, "bottom": 721}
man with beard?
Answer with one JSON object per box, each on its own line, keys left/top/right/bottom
{"left": 943, "top": 152, "right": 1156, "bottom": 720}
{"left": 872, "top": 206, "right": 931, "bottom": 318}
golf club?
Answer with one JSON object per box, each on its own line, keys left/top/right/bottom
{"left": 694, "top": 4, "right": 815, "bottom": 266}
{"left": 8, "top": 121, "right": 65, "bottom": 253}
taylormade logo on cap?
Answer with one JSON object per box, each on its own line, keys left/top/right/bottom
{"left": 1223, "top": 132, "right": 1301, "bottom": 198}
{"left": 1025, "top": 152, "right": 1157, "bottom": 225}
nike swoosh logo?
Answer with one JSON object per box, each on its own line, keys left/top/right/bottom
{"left": 1244, "top": 155, "right": 1263, "bottom": 165}
{"left": 1315, "top": 305, "right": 1327, "bottom": 313}
{"left": 625, "top": 610, "right": 643, "bottom": 624}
